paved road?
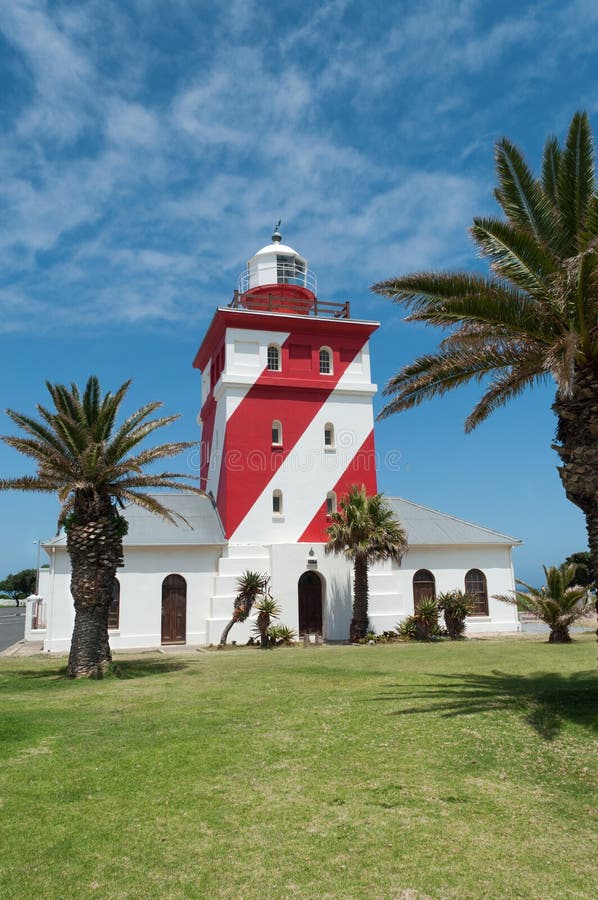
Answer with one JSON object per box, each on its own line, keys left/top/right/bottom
{"left": 0, "top": 606, "right": 26, "bottom": 651}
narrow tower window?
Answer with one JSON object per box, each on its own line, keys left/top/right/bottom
{"left": 319, "top": 347, "right": 332, "bottom": 374}
{"left": 267, "top": 344, "right": 281, "bottom": 371}
{"left": 272, "top": 420, "right": 282, "bottom": 446}
{"left": 272, "top": 489, "right": 283, "bottom": 515}
{"left": 324, "top": 422, "right": 334, "bottom": 448}
{"left": 326, "top": 491, "right": 337, "bottom": 516}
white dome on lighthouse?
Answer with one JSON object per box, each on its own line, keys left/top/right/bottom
{"left": 237, "top": 225, "right": 317, "bottom": 295}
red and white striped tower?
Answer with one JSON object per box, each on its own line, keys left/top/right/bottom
{"left": 193, "top": 228, "right": 379, "bottom": 545}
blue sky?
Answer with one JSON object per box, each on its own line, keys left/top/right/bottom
{"left": 0, "top": 0, "right": 594, "bottom": 583}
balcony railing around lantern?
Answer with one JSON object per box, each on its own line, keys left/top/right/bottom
{"left": 229, "top": 290, "right": 351, "bottom": 319}
{"left": 237, "top": 260, "right": 318, "bottom": 295}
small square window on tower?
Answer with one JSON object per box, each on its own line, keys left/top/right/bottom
{"left": 324, "top": 422, "right": 334, "bottom": 447}
{"left": 272, "top": 489, "right": 283, "bottom": 515}
{"left": 326, "top": 491, "right": 337, "bottom": 516}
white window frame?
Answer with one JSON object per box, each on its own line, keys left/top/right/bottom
{"left": 267, "top": 344, "right": 281, "bottom": 372}
{"left": 272, "top": 420, "right": 283, "bottom": 446}
{"left": 319, "top": 347, "right": 333, "bottom": 375}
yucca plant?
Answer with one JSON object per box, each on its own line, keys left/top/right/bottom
{"left": 252, "top": 594, "right": 282, "bottom": 649}
{"left": 373, "top": 112, "right": 598, "bottom": 624}
{"left": 496, "top": 563, "right": 592, "bottom": 643}
{"left": 0, "top": 376, "right": 199, "bottom": 677}
{"left": 268, "top": 624, "right": 296, "bottom": 646}
{"left": 220, "top": 570, "right": 269, "bottom": 646}
{"left": 413, "top": 596, "right": 440, "bottom": 641}
{"left": 437, "top": 590, "right": 474, "bottom": 639}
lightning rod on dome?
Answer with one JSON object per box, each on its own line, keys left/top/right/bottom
{"left": 272, "top": 220, "right": 282, "bottom": 242}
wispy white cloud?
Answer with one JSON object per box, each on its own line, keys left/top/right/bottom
{"left": 0, "top": 0, "right": 594, "bottom": 335}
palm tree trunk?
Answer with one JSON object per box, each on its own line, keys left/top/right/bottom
{"left": 350, "top": 554, "right": 369, "bottom": 641}
{"left": 219, "top": 617, "right": 236, "bottom": 646}
{"left": 66, "top": 502, "right": 123, "bottom": 678}
{"left": 553, "top": 365, "right": 598, "bottom": 638}
{"left": 548, "top": 626, "right": 571, "bottom": 644}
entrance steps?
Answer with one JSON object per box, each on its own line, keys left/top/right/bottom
{"left": 206, "top": 544, "right": 272, "bottom": 644}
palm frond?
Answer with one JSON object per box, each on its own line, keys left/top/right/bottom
{"left": 493, "top": 137, "right": 553, "bottom": 244}
{"left": 541, "top": 135, "right": 561, "bottom": 205}
{"left": 379, "top": 344, "right": 539, "bottom": 419}
{"left": 464, "top": 363, "right": 548, "bottom": 431}
{"left": 470, "top": 217, "right": 556, "bottom": 296}
{"left": 557, "top": 110, "right": 595, "bottom": 251}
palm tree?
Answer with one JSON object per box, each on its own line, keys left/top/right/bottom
{"left": 0, "top": 376, "right": 200, "bottom": 678}
{"left": 496, "top": 563, "right": 592, "bottom": 643}
{"left": 326, "top": 485, "right": 408, "bottom": 641}
{"left": 372, "top": 111, "right": 598, "bottom": 622}
{"left": 219, "top": 570, "right": 269, "bottom": 646}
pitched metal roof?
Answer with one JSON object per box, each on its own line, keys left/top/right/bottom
{"left": 44, "top": 493, "right": 225, "bottom": 548}
{"left": 386, "top": 497, "right": 521, "bottom": 546}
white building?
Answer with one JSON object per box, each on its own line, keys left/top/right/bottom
{"left": 27, "top": 231, "right": 521, "bottom": 650}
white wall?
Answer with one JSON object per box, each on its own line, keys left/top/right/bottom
{"left": 40, "top": 546, "right": 221, "bottom": 653}
{"left": 33, "top": 539, "right": 519, "bottom": 653}
{"left": 368, "top": 545, "right": 519, "bottom": 634}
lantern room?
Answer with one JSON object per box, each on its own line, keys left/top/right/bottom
{"left": 235, "top": 224, "right": 317, "bottom": 314}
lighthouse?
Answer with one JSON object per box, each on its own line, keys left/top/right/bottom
{"left": 33, "top": 230, "right": 522, "bottom": 652}
{"left": 193, "top": 227, "right": 379, "bottom": 547}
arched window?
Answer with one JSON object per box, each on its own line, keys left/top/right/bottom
{"left": 267, "top": 344, "right": 280, "bottom": 371}
{"left": 465, "top": 569, "right": 488, "bottom": 616}
{"left": 413, "top": 569, "right": 435, "bottom": 612}
{"left": 319, "top": 347, "right": 332, "bottom": 375}
{"left": 324, "top": 422, "right": 334, "bottom": 448}
{"left": 272, "top": 489, "right": 283, "bottom": 515}
{"left": 108, "top": 578, "right": 120, "bottom": 630}
{"left": 326, "top": 491, "right": 337, "bottom": 515}
{"left": 272, "top": 420, "right": 282, "bottom": 446}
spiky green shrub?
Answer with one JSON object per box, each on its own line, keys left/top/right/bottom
{"left": 397, "top": 598, "right": 441, "bottom": 641}
{"left": 437, "top": 591, "right": 474, "bottom": 639}
{"left": 268, "top": 624, "right": 297, "bottom": 646}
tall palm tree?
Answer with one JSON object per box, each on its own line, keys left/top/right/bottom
{"left": 0, "top": 376, "right": 200, "bottom": 678}
{"left": 326, "top": 485, "right": 408, "bottom": 641}
{"left": 372, "top": 111, "right": 598, "bottom": 620}
{"left": 496, "top": 563, "right": 592, "bottom": 643}
{"left": 219, "top": 570, "right": 269, "bottom": 646}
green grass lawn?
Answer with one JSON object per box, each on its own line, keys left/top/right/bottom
{"left": 1, "top": 636, "right": 597, "bottom": 899}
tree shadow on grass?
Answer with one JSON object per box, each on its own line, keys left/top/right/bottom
{"left": 1, "top": 658, "right": 190, "bottom": 684}
{"left": 372, "top": 670, "right": 598, "bottom": 740}
{"left": 107, "top": 659, "right": 190, "bottom": 679}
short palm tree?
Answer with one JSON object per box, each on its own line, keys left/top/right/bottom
{"left": 372, "top": 111, "right": 598, "bottom": 613}
{"left": 0, "top": 376, "right": 200, "bottom": 678}
{"left": 496, "top": 563, "right": 592, "bottom": 643}
{"left": 220, "top": 570, "right": 269, "bottom": 646}
{"left": 326, "top": 485, "right": 408, "bottom": 641}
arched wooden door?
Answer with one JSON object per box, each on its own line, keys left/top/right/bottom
{"left": 161, "top": 574, "right": 187, "bottom": 644}
{"left": 298, "top": 571, "right": 323, "bottom": 635}
{"left": 413, "top": 569, "right": 436, "bottom": 612}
